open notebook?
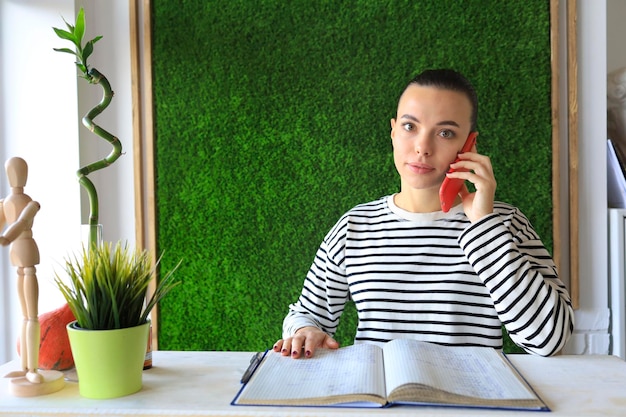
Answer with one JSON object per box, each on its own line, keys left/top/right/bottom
{"left": 232, "top": 339, "right": 548, "bottom": 411}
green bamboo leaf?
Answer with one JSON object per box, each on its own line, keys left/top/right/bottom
{"left": 52, "top": 27, "right": 77, "bottom": 44}
{"left": 52, "top": 47, "right": 77, "bottom": 56}
{"left": 74, "top": 7, "right": 85, "bottom": 43}
{"left": 82, "top": 41, "right": 94, "bottom": 62}
{"left": 62, "top": 16, "right": 75, "bottom": 34}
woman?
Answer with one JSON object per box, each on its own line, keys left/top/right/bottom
{"left": 274, "top": 69, "right": 574, "bottom": 358}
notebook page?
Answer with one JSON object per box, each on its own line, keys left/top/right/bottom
{"left": 383, "top": 339, "right": 536, "bottom": 400}
{"left": 238, "top": 344, "right": 385, "bottom": 402}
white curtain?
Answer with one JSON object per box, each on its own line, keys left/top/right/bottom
{"left": 0, "top": 0, "right": 82, "bottom": 363}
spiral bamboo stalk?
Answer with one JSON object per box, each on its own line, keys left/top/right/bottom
{"left": 53, "top": 8, "right": 123, "bottom": 248}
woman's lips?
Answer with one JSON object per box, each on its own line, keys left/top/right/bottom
{"left": 407, "top": 162, "right": 435, "bottom": 174}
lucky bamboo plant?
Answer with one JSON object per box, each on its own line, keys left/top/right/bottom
{"left": 53, "top": 7, "right": 121, "bottom": 249}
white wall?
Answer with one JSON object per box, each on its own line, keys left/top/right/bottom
{"left": 0, "top": 0, "right": 614, "bottom": 362}
{"left": 0, "top": 0, "right": 134, "bottom": 363}
{"left": 606, "top": 0, "right": 626, "bottom": 357}
{"left": 564, "top": 0, "right": 610, "bottom": 355}
{"left": 608, "top": 0, "right": 626, "bottom": 73}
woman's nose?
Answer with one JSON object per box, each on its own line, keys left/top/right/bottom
{"left": 414, "top": 134, "right": 432, "bottom": 155}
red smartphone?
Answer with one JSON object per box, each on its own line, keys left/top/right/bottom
{"left": 439, "top": 132, "right": 478, "bottom": 213}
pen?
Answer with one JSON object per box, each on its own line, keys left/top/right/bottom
{"left": 241, "top": 351, "right": 264, "bottom": 384}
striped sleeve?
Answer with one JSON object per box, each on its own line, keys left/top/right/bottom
{"left": 282, "top": 214, "right": 351, "bottom": 339}
{"left": 458, "top": 204, "right": 574, "bottom": 356}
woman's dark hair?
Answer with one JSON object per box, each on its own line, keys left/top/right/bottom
{"left": 404, "top": 69, "right": 478, "bottom": 131}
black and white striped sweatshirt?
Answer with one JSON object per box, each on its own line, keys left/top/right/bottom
{"left": 283, "top": 195, "right": 574, "bottom": 357}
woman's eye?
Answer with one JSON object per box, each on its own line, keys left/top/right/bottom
{"left": 439, "top": 130, "right": 454, "bottom": 139}
{"left": 402, "top": 123, "right": 414, "bottom": 132}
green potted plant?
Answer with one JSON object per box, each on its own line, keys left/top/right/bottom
{"left": 55, "top": 242, "right": 180, "bottom": 399}
{"left": 52, "top": 8, "right": 181, "bottom": 399}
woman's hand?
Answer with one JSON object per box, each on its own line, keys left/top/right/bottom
{"left": 273, "top": 326, "right": 339, "bottom": 359}
{"left": 446, "top": 150, "right": 497, "bottom": 223}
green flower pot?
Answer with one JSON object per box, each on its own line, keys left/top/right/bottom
{"left": 67, "top": 320, "right": 150, "bottom": 399}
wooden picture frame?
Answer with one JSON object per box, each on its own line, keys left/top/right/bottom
{"left": 129, "top": 0, "right": 579, "bottom": 347}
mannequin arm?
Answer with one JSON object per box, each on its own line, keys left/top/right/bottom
{"left": 0, "top": 201, "right": 40, "bottom": 246}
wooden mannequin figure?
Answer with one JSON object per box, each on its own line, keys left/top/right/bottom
{"left": 1, "top": 157, "right": 64, "bottom": 397}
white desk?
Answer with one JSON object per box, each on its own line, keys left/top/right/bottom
{"left": 1, "top": 351, "right": 625, "bottom": 416}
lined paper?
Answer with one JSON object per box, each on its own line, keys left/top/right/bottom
{"left": 238, "top": 344, "right": 385, "bottom": 402}
{"left": 382, "top": 339, "right": 536, "bottom": 400}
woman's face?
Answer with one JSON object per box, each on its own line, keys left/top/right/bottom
{"left": 390, "top": 84, "right": 474, "bottom": 193}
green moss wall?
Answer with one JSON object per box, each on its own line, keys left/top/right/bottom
{"left": 151, "top": 0, "right": 552, "bottom": 352}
